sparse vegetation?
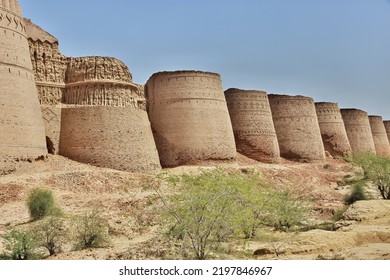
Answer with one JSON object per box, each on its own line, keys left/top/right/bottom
{"left": 0, "top": 229, "right": 40, "bottom": 260}
{"left": 27, "top": 188, "right": 55, "bottom": 220}
{"left": 154, "top": 169, "right": 310, "bottom": 259}
{"left": 345, "top": 182, "right": 367, "bottom": 205}
{"left": 352, "top": 152, "right": 390, "bottom": 199}
{"left": 72, "top": 210, "right": 109, "bottom": 250}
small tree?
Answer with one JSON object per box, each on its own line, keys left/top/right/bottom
{"left": 158, "top": 169, "right": 252, "bottom": 259}
{"left": 34, "top": 214, "right": 68, "bottom": 256}
{"left": 27, "top": 188, "right": 55, "bottom": 220}
{"left": 72, "top": 210, "right": 109, "bottom": 250}
{"left": 352, "top": 153, "right": 390, "bottom": 199}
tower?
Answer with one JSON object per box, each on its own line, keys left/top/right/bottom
{"left": 0, "top": 0, "right": 47, "bottom": 171}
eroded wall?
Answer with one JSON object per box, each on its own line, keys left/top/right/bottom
{"left": 146, "top": 71, "right": 237, "bottom": 167}
{"left": 340, "top": 109, "right": 376, "bottom": 154}
{"left": 315, "top": 102, "right": 351, "bottom": 158}
{"left": 268, "top": 94, "right": 325, "bottom": 162}
{"left": 225, "top": 88, "right": 280, "bottom": 163}
{"left": 383, "top": 121, "right": 390, "bottom": 145}
{"left": 0, "top": 0, "right": 47, "bottom": 173}
{"left": 369, "top": 116, "right": 390, "bottom": 157}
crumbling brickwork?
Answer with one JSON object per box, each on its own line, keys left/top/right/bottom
{"left": 0, "top": 0, "right": 47, "bottom": 172}
{"left": 315, "top": 102, "right": 352, "bottom": 158}
{"left": 145, "top": 71, "right": 237, "bottom": 167}
{"left": 268, "top": 94, "right": 325, "bottom": 162}
{"left": 340, "top": 109, "right": 376, "bottom": 154}
{"left": 368, "top": 116, "right": 390, "bottom": 157}
{"left": 225, "top": 88, "right": 280, "bottom": 163}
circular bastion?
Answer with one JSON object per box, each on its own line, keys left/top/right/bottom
{"left": 368, "top": 116, "right": 390, "bottom": 158}
{"left": 340, "top": 109, "right": 376, "bottom": 154}
{"left": 0, "top": 0, "right": 47, "bottom": 171}
{"left": 59, "top": 106, "right": 161, "bottom": 173}
{"left": 315, "top": 102, "right": 351, "bottom": 158}
{"left": 224, "top": 88, "right": 280, "bottom": 163}
{"left": 145, "top": 70, "right": 237, "bottom": 167}
{"left": 383, "top": 121, "right": 390, "bottom": 145}
{"left": 268, "top": 94, "right": 325, "bottom": 162}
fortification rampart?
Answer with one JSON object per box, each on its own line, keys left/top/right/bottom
{"left": 224, "top": 88, "right": 280, "bottom": 163}
{"left": 0, "top": 0, "right": 47, "bottom": 172}
{"left": 268, "top": 94, "right": 325, "bottom": 162}
{"left": 59, "top": 106, "right": 161, "bottom": 173}
{"left": 315, "top": 102, "right": 351, "bottom": 158}
{"left": 368, "top": 116, "right": 390, "bottom": 157}
{"left": 145, "top": 71, "right": 237, "bottom": 167}
{"left": 340, "top": 109, "right": 376, "bottom": 154}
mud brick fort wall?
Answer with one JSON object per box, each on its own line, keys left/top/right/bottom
{"left": 145, "top": 71, "right": 237, "bottom": 167}
{"left": 268, "top": 94, "right": 325, "bottom": 162}
{"left": 368, "top": 116, "right": 390, "bottom": 158}
{"left": 0, "top": 0, "right": 47, "bottom": 172}
{"left": 383, "top": 121, "right": 390, "bottom": 145}
{"left": 315, "top": 102, "right": 351, "bottom": 158}
{"left": 59, "top": 106, "right": 161, "bottom": 173}
{"left": 224, "top": 88, "right": 280, "bottom": 163}
{"left": 340, "top": 109, "right": 376, "bottom": 154}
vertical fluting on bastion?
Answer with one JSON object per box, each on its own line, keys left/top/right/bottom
{"left": 224, "top": 88, "right": 280, "bottom": 163}
{"left": 368, "top": 116, "right": 390, "bottom": 158}
{"left": 145, "top": 71, "right": 237, "bottom": 167}
{"left": 0, "top": 0, "right": 47, "bottom": 168}
{"left": 340, "top": 109, "right": 376, "bottom": 154}
{"left": 315, "top": 102, "right": 352, "bottom": 158}
{"left": 268, "top": 94, "right": 325, "bottom": 162}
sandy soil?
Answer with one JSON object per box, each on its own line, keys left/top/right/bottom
{"left": 0, "top": 154, "right": 389, "bottom": 260}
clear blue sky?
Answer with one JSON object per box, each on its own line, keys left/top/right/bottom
{"left": 20, "top": 0, "right": 390, "bottom": 119}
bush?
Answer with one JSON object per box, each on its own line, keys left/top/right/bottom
{"left": 0, "top": 229, "right": 40, "bottom": 260}
{"left": 345, "top": 182, "right": 367, "bottom": 205}
{"left": 352, "top": 152, "right": 390, "bottom": 199}
{"left": 72, "top": 210, "right": 109, "bottom": 250}
{"left": 27, "top": 188, "right": 55, "bottom": 220}
{"left": 33, "top": 214, "right": 68, "bottom": 256}
{"left": 155, "top": 169, "right": 310, "bottom": 259}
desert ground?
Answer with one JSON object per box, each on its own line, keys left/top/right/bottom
{"left": 1, "top": 154, "right": 389, "bottom": 260}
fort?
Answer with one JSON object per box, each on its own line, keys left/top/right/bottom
{"left": 145, "top": 71, "right": 237, "bottom": 167}
{"left": 340, "top": 109, "right": 376, "bottom": 154}
{"left": 0, "top": 0, "right": 47, "bottom": 173}
{"left": 315, "top": 102, "right": 352, "bottom": 158}
{"left": 368, "top": 116, "right": 390, "bottom": 158}
{"left": 1, "top": 0, "right": 388, "bottom": 175}
{"left": 268, "top": 94, "right": 325, "bottom": 162}
{"left": 224, "top": 88, "right": 280, "bottom": 163}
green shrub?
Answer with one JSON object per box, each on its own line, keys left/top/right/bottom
{"left": 332, "top": 206, "right": 348, "bottom": 222}
{"left": 72, "top": 210, "right": 109, "bottom": 250}
{"left": 27, "top": 188, "right": 55, "bottom": 220}
{"left": 345, "top": 182, "right": 367, "bottom": 205}
{"left": 0, "top": 229, "right": 40, "bottom": 260}
{"left": 352, "top": 152, "right": 390, "bottom": 200}
{"left": 33, "top": 214, "right": 68, "bottom": 256}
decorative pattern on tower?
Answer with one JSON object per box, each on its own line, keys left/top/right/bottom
{"left": 368, "top": 116, "right": 390, "bottom": 158}
{"left": 315, "top": 102, "right": 351, "bottom": 158}
{"left": 225, "top": 88, "right": 280, "bottom": 163}
{"left": 145, "top": 71, "right": 237, "bottom": 167}
{"left": 268, "top": 94, "right": 325, "bottom": 162}
{"left": 0, "top": 0, "right": 47, "bottom": 173}
{"left": 340, "top": 109, "right": 376, "bottom": 154}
